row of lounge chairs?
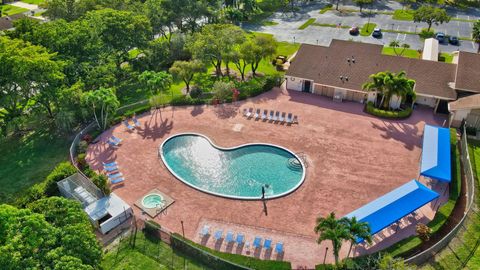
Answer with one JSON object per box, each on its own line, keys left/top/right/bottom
{"left": 123, "top": 116, "right": 142, "bottom": 131}
{"left": 243, "top": 108, "right": 298, "bottom": 124}
{"left": 103, "top": 161, "right": 124, "bottom": 184}
{"left": 200, "top": 225, "right": 284, "bottom": 254}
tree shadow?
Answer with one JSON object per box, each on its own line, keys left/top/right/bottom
{"left": 369, "top": 120, "right": 420, "bottom": 150}
{"left": 214, "top": 238, "right": 224, "bottom": 251}
{"left": 138, "top": 110, "right": 174, "bottom": 141}
{"left": 191, "top": 105, "right": 204, "bottom": 117}
{"left": 213, "top": 104, "right": 240, "bottom": 119}
{"left": 235, "top": 243, "right": 244, "bottom": 254}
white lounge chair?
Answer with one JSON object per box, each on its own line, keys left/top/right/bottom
{"left": 273, "top": 111, "right": 280, "bottom": 122}
{"left": 246, "top": 108, "right": 253, "bottom": 118}
{"left": 286, "top": 113, "right": 293, "bottom": 124}
{"left": 279, "top": 112, "right": 286, "bottom": 123}
{"left": 254, "top": 109, "right": 261, "bottom": 119}
{"left": 261, "top": 110, "right": 268, "bottom": 121}
{"left": 268, "top": 110, "right": 274, "bottom": 121}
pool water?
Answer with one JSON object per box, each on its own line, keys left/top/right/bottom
{"left": 160, "top": 134, "right": 305, "bottom": 199}
{"left": 142, "top": 194, "right": 165, "bottom": 208}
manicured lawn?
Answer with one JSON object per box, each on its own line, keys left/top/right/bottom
{"left": 21, "top": 0, "right": 45, "bottom": 4}
{"left": 392, "top": 9, "right": 414, "bottom": 21}
{"left": 382, "top": 47, "right": 420, "bottom": 59}
{"left": 360, "top": 23, "right": 376, "bottom": 36}
{"left": 298, "top": 18, "right": 316, "bottom": 30}
{"left": 102, "top": 233, "right": 207, "bottom": 270}
{"left": 1, "top": 5, "right": 28, "bottom": 16}
{"left": 0, "top": 129, "right": 70, "bottom": 203}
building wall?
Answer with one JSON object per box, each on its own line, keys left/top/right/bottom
{"left": 450, "top": 109, "right": 471, "bottom": 127}
{"left": 416, "top": 95, "right": 437, "bottom": 107}
{"left": 389, "top": 95, "right": 402, "bottom": 109}
{"left": 314, "top": 84, "right": 335, "bottom": 97}
{"left": 285, "top": 76, "right": 304, "bottom": 91}
{"left": 367, "top": 92, "right": 377, "bottom": 103}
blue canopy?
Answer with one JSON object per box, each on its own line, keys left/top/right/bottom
{"left": 344, "top": 180, "right": 439, "bottom": 242}
{"left": 420, "top": 125, "right": 451, "bottom": 183}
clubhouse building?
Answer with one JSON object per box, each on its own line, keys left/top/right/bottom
{"left": 285, "top": 39, "right": 480, "bottom": 116}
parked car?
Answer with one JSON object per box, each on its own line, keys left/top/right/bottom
{"left": 372, "top": 28, "right": 382, "bottom": 38}
{"left": 435, "top": 32, "right": 446, "bottom": 43}
{"left": 449, "top": 36, "right": 459, "bottom": 45}
{"left": 349, "top": 26, "right": 359, "bottom": 35}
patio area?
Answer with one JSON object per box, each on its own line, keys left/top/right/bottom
{"left": 86, "top": 86, "right": 447, "bottom": 268}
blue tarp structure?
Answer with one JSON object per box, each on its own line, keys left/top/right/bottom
{"left": 344, "top": 180, "right": 439, "bottom": 242}
{"left": 420, "top": 125, "right": 451, "bottom": 183}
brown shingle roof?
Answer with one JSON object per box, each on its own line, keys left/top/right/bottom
{"left": 455, "top": 51, "right": 480, "bottom": 93}
{"left": 449, "top": 94, "right": 480, "bottom": 111}
{"left": 287, "top": 40, "right": 457, "bottom": 100}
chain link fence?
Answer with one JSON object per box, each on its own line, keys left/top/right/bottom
{"left": 404, "top": 125, "right": 479, "bottom": 268}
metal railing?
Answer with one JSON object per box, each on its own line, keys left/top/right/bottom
{"left": 404, "top": 125, "right": 476, "bottom": 265}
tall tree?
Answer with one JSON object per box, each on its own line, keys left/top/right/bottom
{"left": 0, "top": 36, "right": 65, "bottom": 134}
{"left": 314, "top": 212, "right": 350, "bottom": 265}
{"left": 341, "top": 217, "right": 372, "bottom": 258}
{"left": 473, "top": 20, "right": 480, "bottom": 53}
{"left": 138, "top": 71, "right": 173, "bottom": 100}
{"left": 244, "top": 34, "right": 277, "bottom": 77}
{"left": 353, "top": 0, "right": 373, "bottom": 12}
{"left": 169, "top": 60, "right": 206, "bottom": 93}
{"left": 413, "top": 6, "right": 451, "bottom": 32}
{"left": 145, "top": 0, "right": 176, "bottom": 44}
{"left": 81, "top": 87, "right": 120, "bottom": 130}
{"left": 188, "top": 24, "right": 245, "bottom": 77}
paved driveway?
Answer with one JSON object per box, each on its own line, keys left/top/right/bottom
{"left": 245, "top": 1, "right": 479, "bottom": 53}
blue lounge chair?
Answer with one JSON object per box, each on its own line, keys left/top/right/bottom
{"left": 236, "top": 234, "right": 245, "bottom": 245}
{"left": 254, "top": 109, "right": 261, "bottom": 119}
{"left": 108, "top": 172, "right": 123, "bottom": 180}
{"left": 123, "top": 120, "right": 135, "bottom": 131}
{"left": 214, "top": 230, "right": 223, "bottom": 241}
{"left": 103, "top": 161, "right": 118, "bottom": 167}
{"left": 253, "top": 237, "right": 262, "bottom": 248}
{"left": 200, "top": 225, "right": 210, "bottom": 237}
{"left": 264, "top": 239, "right": 272, "bottom": 249}
{"left": 104, "top": 165, "right": 118, "bottom": 172}
{"left": 275, "top": 242, "right": 284, "bottom": 254}
{"left": 226, "top": 231, "right": 234, "bottom": 243}
{"left": 110, "top": 177, "right": 124, "bottom": 184}
{"left": 108, "top": 136, "right": 122, "bottom": 146}
{"left": 132, "top": 117, "right": 141, "bottom": 127}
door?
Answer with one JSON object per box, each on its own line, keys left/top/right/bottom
{"left": 303, "top": 80, "right": 312, "bottom": 93}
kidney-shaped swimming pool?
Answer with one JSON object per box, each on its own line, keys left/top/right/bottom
{"left": 159, "top": 133, "right": 305, "bottom": 200}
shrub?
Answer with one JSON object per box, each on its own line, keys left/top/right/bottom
{"left": 365, "top": 102, "right": 413, "bottom": 119}
{"left": 466, "top": 126, "right": 477, "bottom": 136}
{"left": 91, "top": 174, "right": 111, "bottom": 195}
{"left": 77, "top": 153, "right": 87, "bottom": 169}
{"left": 170, "top": 95, "right": 205, "bottom": 106}
{"left": 144, "top": 220, "right": 161, "bottom": 238}
{"left": 78, "top": 140, "right": 88, "bottom": 154}
{"left": 419, "top": 28, "right": 434, "bottom": 39}
{"left": 44, "top": 162, "right": 77, "bottom": 196}
{"left": 189, "top": 86, "right": 203, "bottom": 99}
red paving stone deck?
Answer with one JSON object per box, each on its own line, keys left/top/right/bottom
{"left": 87, "top": 86, "right": 447, "bottom": 268}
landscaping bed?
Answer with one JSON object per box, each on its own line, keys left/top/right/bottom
{"left": 365, "top": 102, "right": 413, "bottom": 119}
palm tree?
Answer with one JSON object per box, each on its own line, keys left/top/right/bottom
{"left": 363, "top": 71, "right": 415, "bottom": 110}
{"left": 341, "top": 217, "right": 372, "bottom": 258}
{"left": 389, "top": 41, "right": 411, "bottom": 57}
{"left": 314, "top": 212, "right": 350, "bottom": 265}
{"left": 473, "top": 20, "right": 480, "bottom": 53}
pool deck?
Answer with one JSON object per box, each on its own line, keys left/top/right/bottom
{"left": 87, "top": 86, "right": 447, "bottom": 268}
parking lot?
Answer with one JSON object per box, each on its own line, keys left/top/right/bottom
{"left": 245, "top": 1, "right": 479, "bottom": 53}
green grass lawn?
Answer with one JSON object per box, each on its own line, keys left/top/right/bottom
{"left": 0, "top": 130, "right": 70, "bottom": 203}
{"left": 20, "top": 0, "right": 45, "bottom": 4}
{"left": 382, "top": 47, "right": 420, "bottom": 59}
{"left": 102, "top": 233, "right": 207, "bottom": 270}
{"left": 298, "top": 18, "right": 316, "bottom": 30}
{"left": 1, "top": 5, "right": 28, "bottom": 16}
{"left": 392, "top": 9, "right": 414, "bottom": 21}
{"left": 360, "top": 23, "right": 376, "bottom": 36}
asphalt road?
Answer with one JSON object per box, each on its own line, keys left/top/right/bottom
{"left": 244, "top": 2, "right": 479, "bottom": 53}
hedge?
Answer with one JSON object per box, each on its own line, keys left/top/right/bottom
{"left": 15, "top": 162, "right": 77, "bottom": 207}
{"left": 365, "top": 102, "right": 412, "bottom": 119}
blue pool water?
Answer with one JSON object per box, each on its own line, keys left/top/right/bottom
{"left": 160, "top": 134, "right": 305, "bottom": 200}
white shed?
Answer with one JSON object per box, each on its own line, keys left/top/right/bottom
{"left": 422, "top": 38, "right": 439, "bottom": 61}
{"left": 85, "top": 193, "right": 133, "bottom": 234}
